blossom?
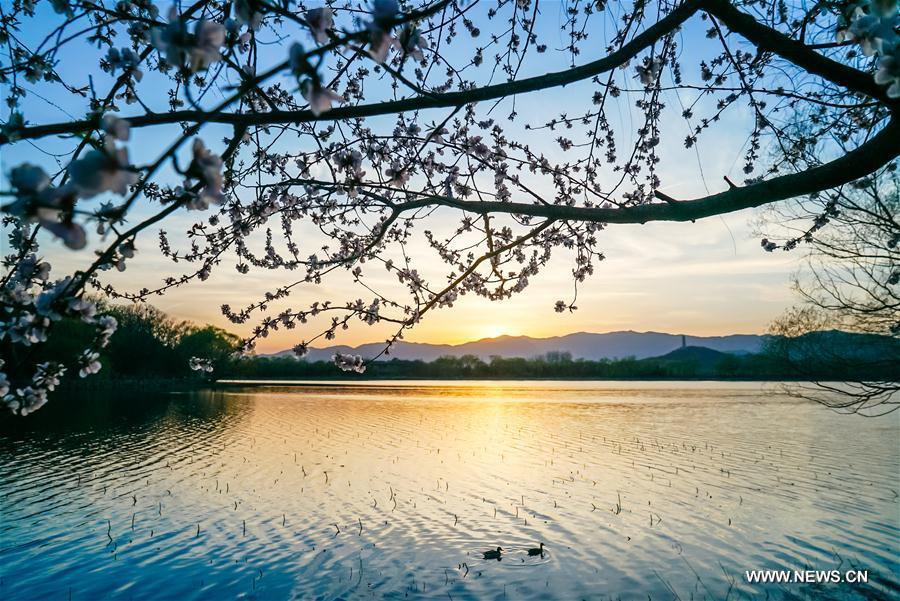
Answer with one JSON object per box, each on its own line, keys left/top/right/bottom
{"left": 394, "top": 25, "right": 428, "bottom": 62}
{"left": 368, "top": 30, "right": 393, "bottom": 63}
{"left": 184, "top": 139, "right": 226, "bottom": 208}
{"left": 875, "top": 49, "right": 900, "bottom": 98}
{"left": 6, "top": 283, "right": 34, "bottom": 305}
{"left": 849, "top": 14, "right": 898, "bottom": 55}
{"left": 34, "top": 261, "right": 51, "bottom": 281}
{"left": 333, "top": 352, "right": 366, "bottom": 373}
{"left": 306, "top": 8, "right": 334, "bottom": 44}
{"left": 301, "top": 79, "right": 345, "bottom": 116}
{"left": 385, "top": 162, "right": 409, "bottom": 186}
{"left": 6, "top": 164, "right": 69, "bottom": 216}
{"left": 233, "top": 0, "right": 263, "bottom": 30}
{"left": 0, "top": 367, "right": 9, "bottom": 398}
{"left": 102, "top": 114, "right": 130, "bottom": 141}
{"left": 289, "top": 43, "right": 314, "bottom": 79}
{"left": 33, "top": 362, "right": 65, "bottom": 392}
{"left": 106, "top": 47, "right": 143, "bottom": 81}
{"left": 7, "top": 386, "right": 49, "bottom": 416}
{"left": 34, "top": 278, "right": 72, "bottom": 318}
{"left": 366, "top": 0, "right": 399, "bottom": 63}
{"left": 837, "top": 0, "right": 899, "bottom": 55}
{"left": 50, "top": 0, "right": 73, "bottom": 16}
{"left": 96, "top": 315, "right": 118, "bottom": 340}
{"left": 1, "top": 313, "right": 50, "bottom": 346}
{"left": 10, "top": 163, "right": 51, "bottom": 195}
{"left": 42, "top": 221, "right": 87, "bottom": 250}
{"left": 150, "top": 8, "right": 225, "bottom": 72}
{"left": 67, "top": 298, "right": 97, "bottom": 322}
{"left": 78, "top": 350, "right": 102, "bottom": 377}
{"left": 292, "top": 342, "right": 309, "bottom": 358}
{"left": 120, "top": 239, "right": 137, "bottom": 259}
{"left": 4, "top": 167, "right": 86, "bottom": 248}
{"left": 635, "top": 57, "right": 663, "bottom": 86}
{"left": 16, "top": 256, "right": 51, "bottom": 283}
{"left": 68, "top": 142, "right": 138, "bottom": 198}
{"left": 371, "top": 0, "right": 399, "bottom": 23}
{"left": 189, "top": 356, "right": 214, "bottom": 372}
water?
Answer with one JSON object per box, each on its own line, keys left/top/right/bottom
{"left": 0, "top": 381, "right": 898, "bottom": 600}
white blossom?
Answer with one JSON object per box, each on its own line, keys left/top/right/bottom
{"left": 78, "top": 350, "right": 102, "bottom": 378}
{"left": 301, "top": 79, "right": 345, "bottom": 116}
{"left": 0, "top": 364, "right": 9, "bottom": 398}
{"left": 120, "top": 239, "right": 137, "bottom": 259}
{"left": 102, "top": 114, "right": 130, "bottom": 141}
{"left": 9, "top": 163, "right": 50, "bottom": 195}
{"left": 33, "top": 362, "right": 65, "bottom": 392}
{"left": 366, "top": 0, "right": 399, "bottom": 63}
{"left": 46, "top": 221, "right": 87, "bottom": 250}
{"left": 68, "top": 142, "right": 138, "bottom": 198}
{"left": 5, "top": 165, "right": 83, "bottom": 250}
{"left": 33, "top": 277, "right": 73, "bottom": 319}
{"left": 96, "top": 315, "right": 118, "bottom": 341}
{"left": 635, "top": 57, "right": 663, "bottom": 86}
{"left": 7, "top": 386, "right": 49, "bottom": 416}
{"left": 68, "top": 298, "right": 97, "bottom": 322}
{"left": 189, "top": 356, "right": 214, "bottom": 372}
{"left": 106, "top": 47, "right": 143, "bottom": 81}
{"left": 385, "top": 162, "right": 410, "bottom": 186}
{"left": 50, "top": 0, "right": 73, "bottom": 16}
{"left": 150, "top": 8, "right": 225, "bottom": 72}
{"left": 186, "top": 139, "right": 226, "bottom": 207}
{"left": 306, "top": 8, "right": 334, "bottom": 44}
{"left": 333, "top": 352, "right": 366, "bottom": 373}
{"left": 2, "top": 313, "right": 50, "bottom": 346}
{"left": 233, "top": 0, "right": 263, "bottom": 31}
{"left": 395, "top": 25, "right": 428, "bottom": 62}
{"left": 875, "top": 49, "right": 900, "bottom": 98}
{"left": 289, "top": 43, "right": 314, "bottom": 79}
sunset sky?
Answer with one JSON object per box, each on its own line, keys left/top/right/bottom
{"left": 22, "top": 202, "right": 801, "bottom": 353}
{"left": 2, "top": 3, "right": 807, "bottom": 353}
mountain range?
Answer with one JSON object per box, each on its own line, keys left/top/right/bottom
{"left": 267, "top": 331, "right": 767, "bottom": 362}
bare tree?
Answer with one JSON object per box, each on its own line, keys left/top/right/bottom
{"left": 760, "top": 164, "right": 898, "bottom": 415}
{"left": 1, "top": 0, "right": 898, "bottom": 414}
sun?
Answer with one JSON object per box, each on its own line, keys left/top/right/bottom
{"left": 482, "top": 325, "right": 512, "bottom": 339}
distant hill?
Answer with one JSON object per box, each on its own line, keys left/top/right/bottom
{"left": 267, "top": 331, "right": 767, "bottom": 362}
{"left": 651, "top": 345, "right": 731, "bottom": 365}
{"left": 239, "top": 332, "right": 897, "bottom": 381}
{"left": 636, "top": 345, "right": 735, "bottom": 377}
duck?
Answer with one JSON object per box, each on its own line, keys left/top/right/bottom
{"left": 482, "top": 547, "right": 503, "bottom": 560}
{"left": 527, "top": 543, "right": 545, "bottom": 557}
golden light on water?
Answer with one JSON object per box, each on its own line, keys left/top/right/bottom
{"left": 1, "top": 382, "right": 897, "bottom": 599}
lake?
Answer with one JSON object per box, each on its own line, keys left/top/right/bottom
{"left": 0, "top": 381, "right": 897, "bottom": 600}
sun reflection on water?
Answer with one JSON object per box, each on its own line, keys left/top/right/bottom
{"left": 0, "top": 381, "right": 897, "bottom": 600}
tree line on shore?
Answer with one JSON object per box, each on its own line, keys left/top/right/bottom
{"left": 4, "top": 302, "right": 895, "bottom": 386}
{"left": 228, "top": 346, "right": 896, "bottom": 381}
{"left": 2, "top": 302, "right": 240, "bottom": 384}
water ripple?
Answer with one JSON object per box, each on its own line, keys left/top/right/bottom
{"left": 0, "top": 381, "right": 897, "bottom": 600}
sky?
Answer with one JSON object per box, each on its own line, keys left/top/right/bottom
{"left": 2, "top": 1, "right": 808, "bottom": 353}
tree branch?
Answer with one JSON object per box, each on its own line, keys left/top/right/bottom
{"left": 1, "top": 0, "right": 704, "bottom": 145}
{"left": 704, "top": 0, "right": 897, "bottom": 107}
{"left": 387, "top": 117, "right": 900, "bottom": 224}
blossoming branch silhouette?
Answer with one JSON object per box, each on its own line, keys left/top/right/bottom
{"left": 1, "top": 0, "right": 898, "bottom": 413}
